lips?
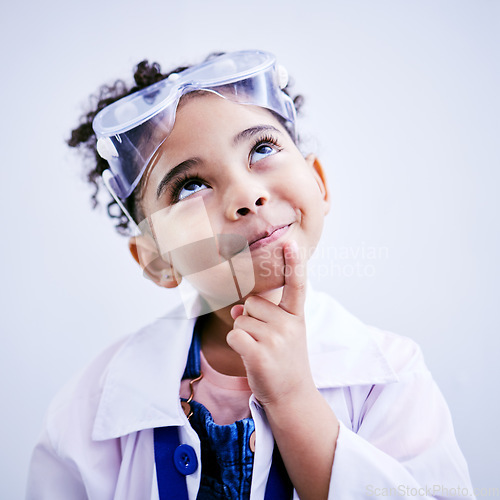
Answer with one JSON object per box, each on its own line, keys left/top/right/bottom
{"left": 248, "top": 223, "right": 292, "bottom": 250}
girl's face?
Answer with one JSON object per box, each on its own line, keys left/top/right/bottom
{"left": 136, "top": 93, "right": 329, "bottom": 308}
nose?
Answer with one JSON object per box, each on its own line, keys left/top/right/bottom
{"left": 224, "top": 178, "right": 269, "bottom": 220}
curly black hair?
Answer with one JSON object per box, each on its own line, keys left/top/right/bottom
{"left": 68, "top": 55, "right": 304, "bottom": 235}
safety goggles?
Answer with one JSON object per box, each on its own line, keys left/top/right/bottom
{"left": 92, "top": 50, "right": 297, "bottom": 201}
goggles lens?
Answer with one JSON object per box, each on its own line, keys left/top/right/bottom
{"left": 92, "top": 50, "right": 297, "bottom": 199}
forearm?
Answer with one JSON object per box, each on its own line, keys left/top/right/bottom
{"left": 264, "top": 385, "right": 339, "bottom": 500}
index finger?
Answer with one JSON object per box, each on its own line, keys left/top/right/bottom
{"left": 278, "top": 240, "right": 307, "bottom": 315}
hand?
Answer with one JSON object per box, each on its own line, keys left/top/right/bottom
{"left": 228, "top": 240, "right": 338, "bottom": 499}
{"left": 226, "top": 240, "right": 315, "bottom": 407}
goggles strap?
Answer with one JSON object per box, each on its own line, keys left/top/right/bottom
{"left": 102, "top": 169, "right": 141, "bottom": 235}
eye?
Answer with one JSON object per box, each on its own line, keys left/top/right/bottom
{"left": 249, "top": 135, "right": 281, "bottom": 165}
{"left": 178, "top": 180, "right": 208, "bottom": 201}
{"left": 168, "top": 173, "right": 210, "bottom": 203}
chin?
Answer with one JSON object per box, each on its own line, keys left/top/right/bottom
{"left": 250, "top": 272, "right": 286, "bottom": 296}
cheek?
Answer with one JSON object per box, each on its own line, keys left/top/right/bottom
{"left": 285, "top": 173, "right": 324, "bottom": 215}
{"left": 146, "top": 198, "right": 215, "bottom": 267}
{"left": 288, "top": 181, "right": 326, "bottom": 248}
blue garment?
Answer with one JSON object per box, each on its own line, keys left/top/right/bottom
{"left": 183, "top": 316, "right": 255, "bottom": 499}
{"left": 188, "top": 401, "right": 255, "bottom": 499}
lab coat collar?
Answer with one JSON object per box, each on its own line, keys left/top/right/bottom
{"left": 92, "top": 287, "right": 398, "bottom": 441}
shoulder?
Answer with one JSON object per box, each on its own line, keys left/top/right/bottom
{"left": 305, "top": 287, "right": 429, "bottom": 387}
{"left": 46, "top": 336, "right": 128, "bottom": 426}
{"left": 43, "top": 307, "right": 190, "bottom": 450}
{"left": 367, "top": 326, "right": 429, "bottom": 377}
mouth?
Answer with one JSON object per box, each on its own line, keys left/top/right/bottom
{"left": 248, "top": 223, "right": 293, "bottom": 251}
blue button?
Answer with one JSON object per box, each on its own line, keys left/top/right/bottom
{"left": 173, "top": 444, "right": 198, "bottom": 475}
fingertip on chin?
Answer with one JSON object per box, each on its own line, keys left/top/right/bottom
{"left": 284, "top": 239, "right": 299, "bottom": 259}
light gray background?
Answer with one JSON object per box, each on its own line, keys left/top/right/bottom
{"left": 1, "top": 1, "right": 498, "bottom": 498}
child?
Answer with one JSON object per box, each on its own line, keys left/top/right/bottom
{"left": 27, "top": 50, "right": 474, "bottom": 499}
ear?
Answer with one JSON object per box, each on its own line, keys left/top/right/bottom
{"left": 128, "top": 235, "right": 182, "bottom": 288}
{"left": 305, "top": 154, "right": 331, "bottom": 214}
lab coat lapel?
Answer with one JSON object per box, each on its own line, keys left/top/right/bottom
{"left": 92, "top": 307, "right": 196, "bottom": 441}
{"left": 93, "top": 288, "right": 398, "bottom": 441}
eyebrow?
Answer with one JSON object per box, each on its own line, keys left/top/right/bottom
{"left": 233, "top": 125, "right": 281, "bottom": 145}
{"left": 156, "top": 158, "right": 201, "bottom": 200}
{"left": 156, "top": 125, "right": 281, "bottom": 200}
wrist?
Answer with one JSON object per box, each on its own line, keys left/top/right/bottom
{"left": 262, "top": 380, "right": 322, "bottom": 419}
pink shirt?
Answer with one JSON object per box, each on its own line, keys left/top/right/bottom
{"left": 180, "top": 350, "right": 252, "bottom": 425}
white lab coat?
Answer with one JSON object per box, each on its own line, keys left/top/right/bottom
{"left": 26, "top": 288, "right": 475, "bottom": 499}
